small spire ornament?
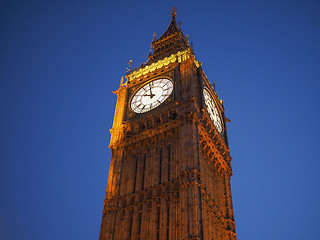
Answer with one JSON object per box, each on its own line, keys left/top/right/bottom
{"left": 170, "top": 6, "right": 177, "bottom": 19}
{"left": 126, "top": 60, "right": 133, "bottom": 73}
{"left": 120, "top": 76, "right": 124, "bottom": 86}
{"left": 152, "top": 32, "right": 157, "bottom": 41}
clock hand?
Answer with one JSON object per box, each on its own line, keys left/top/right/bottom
{"left": 148, "top": 83, "right": 155, "bottom": 98}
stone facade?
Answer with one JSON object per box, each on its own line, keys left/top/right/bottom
{"left": 99, "top": 8, "right": 236, "bottom": 240}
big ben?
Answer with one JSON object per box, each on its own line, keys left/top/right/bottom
{"left": 99, "top": 7, "right": 237, "bottom": 240}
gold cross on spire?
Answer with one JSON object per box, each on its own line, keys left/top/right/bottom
{"left": 170, "top": 6, "right": 177, "bottom": 19}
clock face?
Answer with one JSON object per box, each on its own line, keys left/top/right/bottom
{"left": 130, "top": 78, "right": 174, "bottom": 113}
{"left": 203, "top": 88, "right": 223, "bottom": 133}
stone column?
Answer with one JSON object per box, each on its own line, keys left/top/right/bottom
{"left": 107, "top": 148, "right": 124, "bottom": 197}
{"left": 188, "top": 182, "right": 197, "bottom": 237}
{"left": 180, "top": 184, "right": 189, "bottom": 239}
{"left": 145, "top": 201, "right": 152, "bottom": 239}
{"left": 119, "top": 149, "right": 127, "bottom": 196}
{"left": 132, "top": 206, "right": 139, "bottom": 240}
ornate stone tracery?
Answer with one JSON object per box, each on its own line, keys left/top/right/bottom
{"left": 99, "top": 8, "right": 236, "bottom": 240}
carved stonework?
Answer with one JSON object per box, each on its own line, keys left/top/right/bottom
{"left": 99, "top": 8, "right": 236, "bottom": 240}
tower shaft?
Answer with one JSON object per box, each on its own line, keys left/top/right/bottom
{"left": 99, "top": 9, "right": 236, "bottom": 240}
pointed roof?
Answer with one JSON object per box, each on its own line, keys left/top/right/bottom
{"left": 147, "top": 7, "right": 190, "bottom": 63}
{"left": 156, "top": 8, "right": 180, "bottom": 41}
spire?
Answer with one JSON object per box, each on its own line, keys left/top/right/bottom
{"left": 148, "top": 7, "right": 190, "bottom": 63}
{"left": 155, "top": 7, "right": 180, "bottom": 41}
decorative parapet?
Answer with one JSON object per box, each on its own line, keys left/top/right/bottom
{"left": 125, "top": 48, "right": 201, "bottom": 82}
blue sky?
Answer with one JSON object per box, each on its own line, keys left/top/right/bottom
{"left": 1, "top": 0, "right": 320, "bottom": 239}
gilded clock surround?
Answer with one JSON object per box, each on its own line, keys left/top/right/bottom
{"left": 99, "top": 7, "right": 236, "bottom": 240}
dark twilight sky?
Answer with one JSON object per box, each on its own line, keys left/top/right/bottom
{"left": 1, "top": 0, "right": 320, "bottom": 239}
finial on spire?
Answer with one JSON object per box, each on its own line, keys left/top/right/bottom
{"left": 150, "top": 32, "right": 157, "bottom": 53}
{"left": 170, "top": 6, "right": 177, "bottom": 19}
{"left": 120, "top": 76, "right": 127, "bottom": 87}
{"left": 126, "top": 60, "right": 133, "bottom": 73}
{"left": 120, "top": 76, "right": 124, "bottom": 86}
{"left": 152, "top": 32, "right": 157, "bottom": 41}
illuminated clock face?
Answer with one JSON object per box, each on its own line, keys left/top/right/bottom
{"left": 130, "top": 78, "right": 174, "bottom": 113}
{"left": 203, "top": 88, "right": 223, "bottom": 133}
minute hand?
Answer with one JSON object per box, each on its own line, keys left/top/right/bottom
{"left": 148, "top": 84, "right": 155, "bottom": 98}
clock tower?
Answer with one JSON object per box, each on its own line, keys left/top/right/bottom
{"left": 99, "top": 8, "right": 237, "bottom": 240}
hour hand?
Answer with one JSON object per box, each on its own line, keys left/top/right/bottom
{"left": 144, "top": 93, "right": 155, "bottom": 98}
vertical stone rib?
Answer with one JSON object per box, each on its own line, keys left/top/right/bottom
{"left": 133, "top": 155, "right": 138, "bottom": 192}
{"left": 119, "top": 210, "right": 126, "bottom": 240}
{"left": 180, "top": 186, "right": 188, "bottom": 239}
{"left": 141, "top": 153, "right": 146, "bottom": 190}
{"left": 105, "top": 149, "right": 115, "bottom": 198}
{"left": 141, "top": 204, "right": 148, "bottom": 239}
{"left": 226, "top": 174, "right": 235, "bottom": 222}
{"left": 159, "top": 146, "right": 162, "bottom": 184}
{"left": 189, "top": 182, "right": 196, "bottom": 236}
{"left": 123, "top": 153, "right": 128, "bottom": 195}
{"left": 156, "top": 202, "right": 161, "bottom": 240}
{"left": 132, "top": 206, "right": 138, "bottom": 239}
{"left": 118, "top": 150, "right": 125, "bottom": 196}
{"left": 121, "top": 210, "right": 128, "bottom": 239}
{"left": 128, "top": 210, "right": 133, "bottom": 239}
{"left": 166, "top": 202, "right": 170, "bottom": 240}
{"left": 137, "top": 206, "right": 143, "bottom": 239}
{"left": 150, "top": 200, "right": 156, "bottom": 240}
{"left": 148, "top": 140, "right": 155, "bottom": 188}
{"left": 112, "top": 209, "right": 120, "bottom": 240}
{"left": 136, "top": 146, "right": 142, "bottom": 191}
{"left": 168, "top": 143, "right": 171, "bottom": 181}
{"left": 109, "top": 148, "right": 123, "bottom": 197}
{"left": 146, "top": 202, "right": 152, "bottom": 239}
